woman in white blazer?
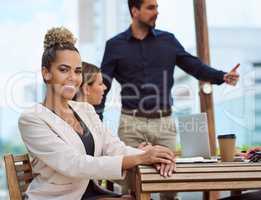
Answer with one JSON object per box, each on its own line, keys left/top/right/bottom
{"left": 19, "top": 27, "right": 175, "bottom": 200}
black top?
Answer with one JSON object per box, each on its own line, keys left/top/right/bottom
{"left": 72, "top": 109, "right": 96, "bottom": 200}
{"left": 72, "top": 109, "right": 95, "bottom": 156}
{"left": 97, "top": 27, "right": 226, "bottom": 118}
{"left": 70, "top": 107, "right": 120, "bottom": 200}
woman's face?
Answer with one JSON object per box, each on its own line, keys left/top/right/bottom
{"left": 42, "top": 50, "right": 82, "bottom": 100}
{"left": 85, "top": 72, "right": 107, "bottom": 105}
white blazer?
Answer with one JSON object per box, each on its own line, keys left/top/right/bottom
{"left": 19, "top": 101, "right": 141, "bottom": 200}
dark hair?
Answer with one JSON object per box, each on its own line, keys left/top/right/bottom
{"left": 81, "top": 62, "right": 101, "bottom": 87}
{"left": 73, "top": 62, "right": 100, "bottom": 101}
{"left": 41, "top": 27, "right": 79, "bottom": 70}
{"left": 128, "top": 0, "right": 144, "bottom": 17}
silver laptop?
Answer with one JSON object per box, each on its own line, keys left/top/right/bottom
{"left": 177, "top": 113, "right": 211, "bottom": 158}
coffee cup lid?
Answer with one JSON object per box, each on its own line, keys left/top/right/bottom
{"left": 217, "top": 134, "right": 236, "bottom": 139}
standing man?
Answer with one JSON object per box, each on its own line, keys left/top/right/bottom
{"left": 98, "top": 0, "right": 239, "bottom": 199}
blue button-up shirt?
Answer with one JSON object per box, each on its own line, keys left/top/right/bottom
{"left": 98, "top": 27, "right": 225, "bottom": 115}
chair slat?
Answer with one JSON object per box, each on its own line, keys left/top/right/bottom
{"left": 20, "top": 183, "right": 30, "bottom": 193}
{"left": 15, "top": 163, "right": 32, "bottom": 172}
{"left": 14, "top": 154, "right": 29, "bottom": 162}
{"left": 4, "top": 154, "right": 34, "bottom": 200}
{"left": 4, "top": 154, "right": 23, "bottom": 200}
{"left": 18, "top": 172, "right": 34, "bottom": 182}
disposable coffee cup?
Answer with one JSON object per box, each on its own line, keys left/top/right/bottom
{"left": 218, "top": 134, "right": 236, "bottom": 162}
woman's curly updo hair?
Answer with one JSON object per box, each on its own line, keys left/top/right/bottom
{"left": 41, "top": 27, "right": 79, "bottom": 70}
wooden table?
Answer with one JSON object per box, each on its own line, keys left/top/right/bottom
{"left": 131, "top": 162, "right": 261, "bottom": 200}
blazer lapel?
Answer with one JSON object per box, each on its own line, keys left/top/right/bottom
{"left": 35, "top": 104, "right": 86, "bottom": 155}
{"left": 68, "top": 101, "right": 101, "bottom": 157}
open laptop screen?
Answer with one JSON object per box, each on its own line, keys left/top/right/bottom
{"left": 177, "top": 113, "right": 211, "bottom": 158}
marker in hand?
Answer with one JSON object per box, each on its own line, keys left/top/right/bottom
{"left": 230, "top": 63, "right": 240, "bottom": 73}
{"left": 224, "top": 63, "right": 240, "bottom": 86}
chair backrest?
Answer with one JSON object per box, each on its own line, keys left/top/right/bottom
{"left": 4, "top": 154, "right": 33, "bottom": 200}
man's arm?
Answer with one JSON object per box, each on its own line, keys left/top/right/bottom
{"left": 173, "top": 35, "right": 226, "bottom": 85}
{"left": 95, "top": 41, "right": 117, "bottom": 120}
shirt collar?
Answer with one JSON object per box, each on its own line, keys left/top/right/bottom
{"left": 125, "top": 26, "right": 158, "bottom": 40}
{"left": 151, "top": 28, "right": 158, "bottom": 37}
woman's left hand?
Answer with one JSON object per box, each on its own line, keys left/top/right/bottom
{"left": 155, "top": 162, "right": 176, "bottom": 177}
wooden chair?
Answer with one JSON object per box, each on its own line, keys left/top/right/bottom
{"left": 3, "top": 154, "right": 34, "bottom": 200}
{"left": 3, "top": 154, "right": 131, "bottom": 199}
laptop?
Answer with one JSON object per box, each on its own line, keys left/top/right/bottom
{"left": 177, "top": 113, "right": 211, "bottom": 158}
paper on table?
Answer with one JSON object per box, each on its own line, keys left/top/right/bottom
{"left": 176, "top": 157, "right": 218, "bottom": 163}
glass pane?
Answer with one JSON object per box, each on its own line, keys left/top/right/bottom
{"left": 206, "top": 0, "right": 261, "bottom": 146}
{"left": 157, "top": 0, "right": 199, "bottom": 116}
{"left": 78, "top": 0, "right": 131, "bottom": 133}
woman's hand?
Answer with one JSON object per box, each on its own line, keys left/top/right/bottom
{"left": 155, "top": 162, "right": 176, "bottom": 177}
{"left": 139, "top": 145, "right": 175, "bottom": 165}
{"left": 122, "top": 145, "right": 175, "bottom": 171}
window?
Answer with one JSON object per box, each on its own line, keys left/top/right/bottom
{"left": 207, "top": 0, "right": 261, "bottom": 146}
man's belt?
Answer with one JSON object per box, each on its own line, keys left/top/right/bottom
{"left": 121, "top": 109, "right": 172, "bottom": 119}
